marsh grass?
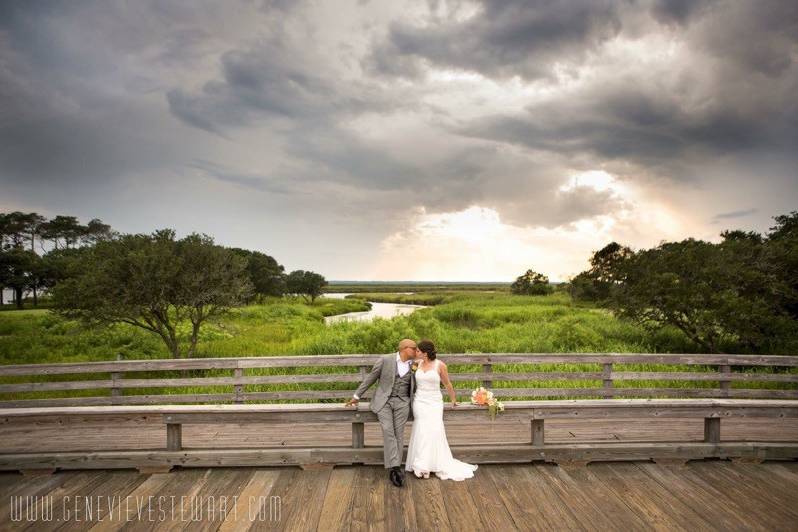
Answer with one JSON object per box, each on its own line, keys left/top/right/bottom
{"left": 1, "top": 292, "right": 795, "bottom": 403}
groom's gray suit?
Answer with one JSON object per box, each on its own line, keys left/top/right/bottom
{"left": 353, "top": 353, "right": 416, "bottom": 469}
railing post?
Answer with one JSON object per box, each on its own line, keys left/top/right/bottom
{"left": 704, "top": 417, "right": 721, "bottom": 443}
{"left": 531, "top": 419, "right": 545, "bottom": 446}
{"left": 602, "top": 363, "right": 613, "bottom": 399}
{"left": 166, "top": 423, "right": 182, "bottom": 451}
{"left": 352, "top": 421, "right": 365, "bottom": 449}
{"left": 719, "top": 364, "right": 731, "bottom": 397}
{"left": 482, "top": 363, "right": 493, "bottom": 389}
{"left": 233, "top": 368, "right": 244, "bottom": 404}
{"left": 110, "top": 372, "right": 122, "bottom": 405}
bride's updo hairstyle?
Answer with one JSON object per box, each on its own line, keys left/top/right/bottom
{"left": 418, "top": 340, "right": 437, "bottom": 360}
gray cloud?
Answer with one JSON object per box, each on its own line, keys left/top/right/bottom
{"left": 1, "top": 0, "right": 797, "bottom": 279}
{"left": 367, "top": 0, "right": 626, "bottom": 80}
{"left": 712, "top": 208, "right": 758, "bottom": 221}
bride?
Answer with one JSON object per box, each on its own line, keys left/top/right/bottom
{"left": 405, "top": 339, "right": 478, "bottom": 481}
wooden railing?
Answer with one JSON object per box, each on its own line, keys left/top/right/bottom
{"left": 0, "top": 353, "right": 796, "bottom": 407}
{"left": 1, "top": 399, "right": 797, "bottom": 473}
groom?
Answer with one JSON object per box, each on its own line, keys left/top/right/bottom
{"left": 345, "top": 339, "right": 418, "bottom": 487}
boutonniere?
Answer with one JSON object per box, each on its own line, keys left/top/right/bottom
{"left": 410, "top": 362, "right": 419, "bottom": 372}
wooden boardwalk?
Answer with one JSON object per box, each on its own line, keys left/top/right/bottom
{"left": 2, "top": 462, "right": 798, "bottom": 531}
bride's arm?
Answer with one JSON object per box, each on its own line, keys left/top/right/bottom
{"left": 438, "top": 361, "right": 458, "bottom": 406}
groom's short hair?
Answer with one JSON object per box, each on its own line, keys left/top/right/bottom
{"left": 398, "top": 338, "right": 416, "bottom": 351}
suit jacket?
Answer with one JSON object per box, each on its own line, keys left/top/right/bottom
{"left": 354, "top": 353, "right": 416, "bottom": 414}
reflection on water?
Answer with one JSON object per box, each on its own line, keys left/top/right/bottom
{"left": 323, "top": 293, "right": 426, "bottom": 324}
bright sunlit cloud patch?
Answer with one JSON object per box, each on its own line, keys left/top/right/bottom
{"left": 370, "top": 170, "right": 698, "bottom": 282}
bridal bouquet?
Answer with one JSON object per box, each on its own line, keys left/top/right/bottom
{"left": 470, "top": 386, "right": 505, "bottom": 420}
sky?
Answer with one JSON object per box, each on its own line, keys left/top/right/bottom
{"left": 1, "top": 0, "right": 796, "bottom": 282}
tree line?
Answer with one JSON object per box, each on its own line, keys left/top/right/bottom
{"left": 0, "top": 212, "right": 115, "bottom": 307}
{"left": 562, "top": 211, "right": 797, "bottom": 353}
{"left": 1, "top": 212, "right": 328, "bottom": 358}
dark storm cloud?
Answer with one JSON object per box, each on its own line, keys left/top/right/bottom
{"left": 367, "top": 0, "right": 626, "bottom": 80}
{"left": 448, "top": 0, "right": 798, "bottom": 184}
{"left": 2, "top": 0, "right": 797, "bottom": 246}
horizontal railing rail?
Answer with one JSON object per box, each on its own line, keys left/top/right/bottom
{"left": 1, "top": 353, "right": 797, "bottom": 407}
{"left": 1, "top": 399, "right": 797, "bottom": 472}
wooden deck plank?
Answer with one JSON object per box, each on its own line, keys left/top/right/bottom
{"left": 550, "top": 465, "right": 650, "bottom": 531}
{"left": 346, "top": 467, "right": 369, "bottom": 532}
{"left": 636, "top": 463, "right": 769, "bottom": 531}
{"left": 483, "top": 465, "right": 554, "bottom": 530}
{"left": 87, "top": 473, "right": 176, "bottom": 532}
{"left": 244, "top": 469, "right": 298, "bottom": 531}
{"left": 383, "top": 468, "right": 417, "bottom": 532}
{"left": 316, "top": 467, "right": 356, "bottom": 532}
{"left": 437, "top": 474, "right": 484, "bottom": 531}
{"left": 365, "top": 466, "right": 386, "bottom": 532}
{"left": 15, "top": 471, "right": 111, "bottom": 532}
{"left": 277, "top": 467, "right": 332, "bottom": 532}
{"left": 608, "top": 462, "right": 720, "bottom": 530}
{"left": 0, "top": 463, "right": 797, "bottom": 530}
{"left": 123, "top": 469, "right": 213, "bottom": 532}
{"left": 173, "top": 468, "right": 252, "bottom": 532}
{"left": 532, "top": 463, "right": 622, "bottom": 531}
{"left": 690, "top": 461, "right": 798, "bottom": 522}
{"left": 408, "top": 474, "right": 452, "bottom": 532}
{"left": 513, "top": 464, "right": 584, "bottom": 530}
{"left": 0, "top": 472, "right": 74, "bottom": 526}
{"left": 589, "top": 463, "right": 694, "bottom": 530}
{"left": 466, "top": 462, "right": 518, "bottom": 531}
{"left": 54, "top": 471, "right": 151, "bottom": 532}
{"left": 217, "top": 469, "right": 281, "bottom": 532}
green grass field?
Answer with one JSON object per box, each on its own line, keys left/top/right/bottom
{"left": 1, "top": 291, "right": 794, "bottom": 403}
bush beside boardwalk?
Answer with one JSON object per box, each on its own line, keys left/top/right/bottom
{"left": 0, "top": 291, "right": 796, "bottom": 403}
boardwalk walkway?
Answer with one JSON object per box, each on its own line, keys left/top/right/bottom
{"left": 2, "top": 462, "right": 798, "bottom": 531}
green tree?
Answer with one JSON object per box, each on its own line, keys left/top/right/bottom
{"left": 0, "top": 248, "right": 40, "bottom": 309}
{"left": 231, "top": 248, "right": 286, "bottom": 298}
{"left": 610, "top": 237, "right": 796, "bottom": 353}
{"left": 569, "top": 242, "right": 633, "bottom": 303}
{"left": 764, "top": 211, "right": 798, "bottom": 320}
{"left": 39, "top": 215, "right": 85, "bottom": 250}
{"left": 52, "top": 230, "right": 253, "bottom": 358}
{"left": 286, "top": 270, "right": 327, "bottom": 304}
{"left": 511, "top": 269, "right": 552, "bottom": 295}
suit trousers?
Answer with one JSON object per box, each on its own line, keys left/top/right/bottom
{"left": 376, "top": 395, "right": 411, "bottom": 468}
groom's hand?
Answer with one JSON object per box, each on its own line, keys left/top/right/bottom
{"left": 345, "top": 398, "right": 359, "bottom": 408}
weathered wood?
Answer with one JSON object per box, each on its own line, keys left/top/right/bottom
{"left": 233, "top": 368, "right": 244, "bottom": 404}
{"left": 110, "top": 372, "right": 122, "bottom": 406}
{"left": 2, "top": 353, "right": 796, "bottom": 378}
{"left": 316, "top": 468, "right": 357, "bottom": 532}
{"left": 166, "top": 423, "right": 182, "bottom": 451}
{"left": 532, "top": 419, "right": 545, "bottom": 446}
{"left": 612, "top": 371, "right": 798, "bottom": 382}
{"left": 19, "top": 468, "right": 55, "bottom": 476}
{"left": 3, "top": 398, "right": 797, "bottom": 421}
{"left": 352, "top": 422, "right": 365, "bottom": 449}
{"left": 704, "top": 417, "right": 721, "bottom": 443}
{"left": 1, "top": 442, "right": 796, "bottom": 471}
{"left": 482, "top": 363, "right": 493, "bottom": 388}
{"left": 720, "top": 364, "right": 731, "bottom": 397}
{"left": 603, "top": 362, "right": 614, "bottom": 399}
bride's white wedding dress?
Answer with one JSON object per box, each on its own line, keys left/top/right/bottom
{"left": 405, "top": 359, "right": 478, "bottom": 481}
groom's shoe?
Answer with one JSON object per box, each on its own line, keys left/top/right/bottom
{"left": 389, "top": 467, "right": 403, "bottom": 487}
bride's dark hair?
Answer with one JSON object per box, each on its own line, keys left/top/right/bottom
{"left": 418, "top": 339, "right": 437, "bottom": 360}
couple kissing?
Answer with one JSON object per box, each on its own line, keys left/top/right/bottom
{"left": 344, "top": 339, "right": 477, "bottom": 487}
